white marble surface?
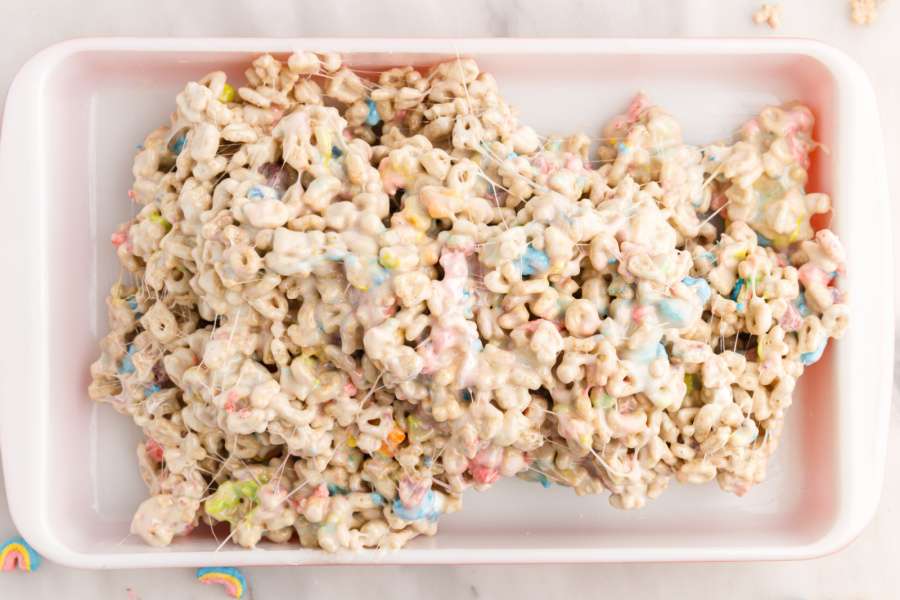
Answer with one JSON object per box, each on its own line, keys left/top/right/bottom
{"left": 0, "top": 1, "right": 898, "bottom": 598}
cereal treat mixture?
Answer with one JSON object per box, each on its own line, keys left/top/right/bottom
{"left": 89, "top": 51, "right": 848, "bottom": 551}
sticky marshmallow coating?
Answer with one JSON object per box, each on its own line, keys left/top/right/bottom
{"left": 90, "top": 52, "right": 848, "bottom": 551}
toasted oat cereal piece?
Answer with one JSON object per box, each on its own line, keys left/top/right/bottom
{"left": 753, "top": 3, "right": 782, "bottom": 29}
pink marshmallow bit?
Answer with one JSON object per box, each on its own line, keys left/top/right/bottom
{"left": 632, "top": 305, "right": 649, "bottom": 323}
{"left": 625, "top": 93, "right": 650, "bottom": 122}
{"left": 780, "top": 303, "right": 802, "bottom": 332}
{"left": 399, "top": 477, "right": 429, "bottom": 507}
{"left": 710, "top": 192, "right": 727, "bottom": 211}
{"left": 565, "top": 156, "right": 582, "bottom": 171}
{"left": 785, "top": 107, "right": 813, "bottom": 133}
{"left": 785, "top": 134, "right": 810, "bottom": 169}
{"left": 430, "top": 328, "right": 456, "bottom": 353}
{"left": 741, "top": 118, "right": 761, "bottom": 138}
{"left": 439, "top": 250, "right": 468, "bottom": 278}
{"left": 469, "top": 464, "right": 500, "bottom": 485}
{"left": 798, "top": 263, "right": 831, "bottom": 287}
{"left": 146, "top": 439, "right": 164, "bottom": 462}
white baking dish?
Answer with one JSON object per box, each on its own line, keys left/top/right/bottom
{"left": 0, "top": 38, "right": 891, "bottom": 568}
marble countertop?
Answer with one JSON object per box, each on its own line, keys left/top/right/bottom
{"left": 0, "top": 1, "right": 897, "bottom": 598}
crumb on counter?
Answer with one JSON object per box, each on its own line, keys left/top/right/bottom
{"left": 753, "top": 3, "right": 782, "bottom": 29}
{"left": 850, "top": 0, "right": 882, "bottom": 24}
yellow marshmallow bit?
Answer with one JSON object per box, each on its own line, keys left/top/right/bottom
{"left": 379, "top": 251, "right": 399, "bottom": 270}
{"left": 218, "top": 83, "right": 236, "bottom": 103}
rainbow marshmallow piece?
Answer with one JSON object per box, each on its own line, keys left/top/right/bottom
{"left": 0, "top": 536, "right": 42, "bottom": 572}
{"left": 196, "top": 567, "right": 247, "bottom": 598}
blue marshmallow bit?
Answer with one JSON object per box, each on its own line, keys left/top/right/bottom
{"left": 170, "top": 134, "right": 186, "bottom": 155}
{"left": 365, "top": 99, "right": 381, "bottom": 126}
{"left": 247, "top": 186, "right": 267, "bottom": 200}
{"left": 371, "top": 263, "right": 390, "bottom": 287}
{"left": 730, "top": 278, "right": 745, "bottom": 302}
{"left": 516, "top": 245, "right": 550, "bottom": 277}
{"left": 756, "top": 233, "right": 773, "bottom": 247}
{"left": 681, "top": 276, "right": 711, "bottom": 306}
{"left": 629, "top": 342, "right": 662, "bottom": 364}
{"left": 655, "top": 343, "right": 667, "bottom": 360}
{"left": 657, "top": 298, "right": 690, "bottom": 328}
{"left": 119, "top": 345, "right": 136, "bottom": 375}
{"left": 144, "top": 384, "right": 161, "bottom": 398}
{"left": 392, "top": 489, "right": 442, "bottom": 522}
{"left": 795, "top": 292, "right": 811, "bottom": 317}
{"left": 370, "top": 492, "right": 385, "bottom": 506}
{"left": 248, "top": 184, "right": 281, "bottom": 201}
{"left": 801, "top": 340, "right": 827, "bottom": 366}
{"left": 327, "top": 483, "right": 349, "bottom": 496}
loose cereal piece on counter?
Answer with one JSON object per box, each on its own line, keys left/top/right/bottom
{"left": 850, "top": 0, "right": 881, "bottom": 24}
{"left": 753, "top": 3, "right": 782, "bottom": 29}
